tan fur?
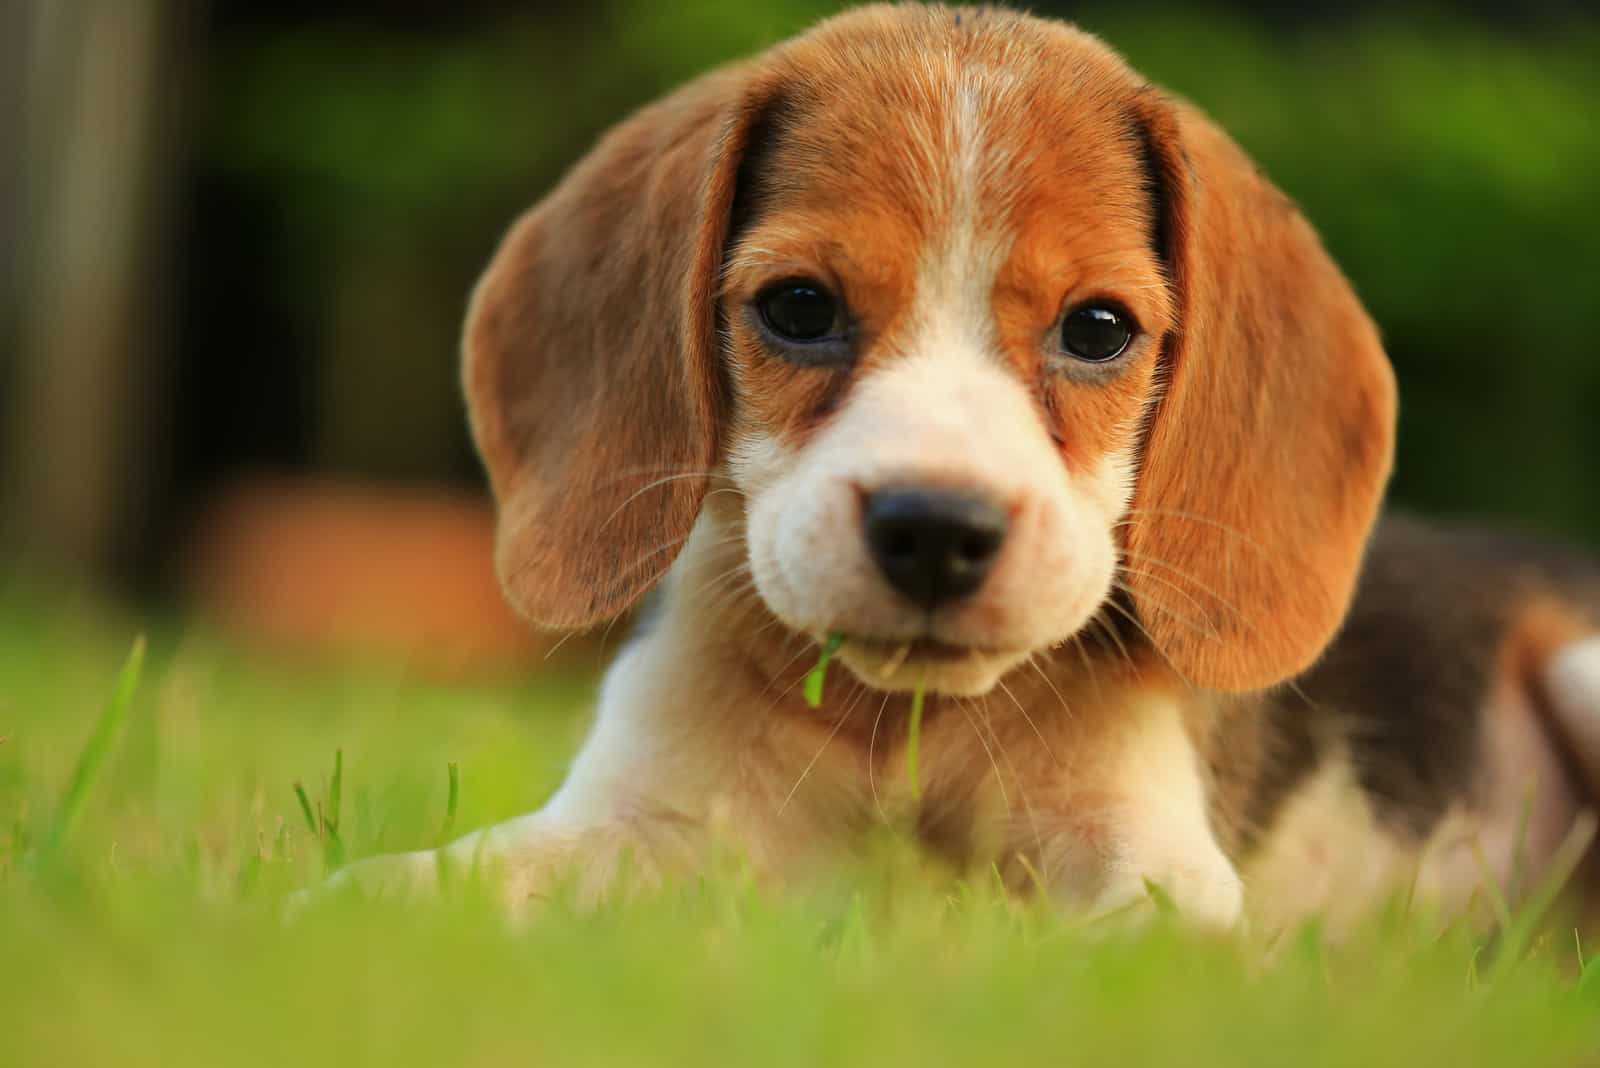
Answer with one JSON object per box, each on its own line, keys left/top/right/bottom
{"left": 463, "top": 64, "right": 776, "bottom": 628}
{"left": 1125, "top": 99, "right": 1396, "bottom": 692}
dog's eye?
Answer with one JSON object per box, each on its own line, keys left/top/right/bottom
{"left": 757, "top": 281, "right": 840, "bottom": 343}
{"left": 1059, "top": 303, "right": 1135, "bottom": 363}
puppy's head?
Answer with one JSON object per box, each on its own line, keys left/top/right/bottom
{"left": 464, "top": 6, "right": 1396, "bottom": 697}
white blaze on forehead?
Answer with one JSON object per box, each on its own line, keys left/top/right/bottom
{"left": 904, "top": 60, "right": 1022, "bottom": 367}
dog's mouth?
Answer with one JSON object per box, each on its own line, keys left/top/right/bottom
{"left": 829, "top": 633, "right": 1030, "bottom": 696}
{"left": 847, "top": 636, "right": 991, "bottom": 664}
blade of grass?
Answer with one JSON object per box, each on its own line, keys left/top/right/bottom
{"left": 1014, "top": 853, "right": 1050, "bottom": 898}
{"left": 1508, "top": 785, "right": 1535, "bottom": 902}
{"left": 803, "top": 633, "right": 845, "bottom": 708}
{"left": 1469, "top": 838, "right": 1514, "bottom": 936}
{"left": 292, "top": 782, "right": 318, "bottom": 834}
{"left": 44, "top": 635, "right": 145, "bottom": 854}
{"left": 905, "top": 679, "right": 925, "bottom": 801}
{"left": 327, "top": 748, "right": 343, "bottom": 835}
{"left": 1142, "top": 877, "right": 1179, "bottom": 918}
{"left": 1489, "top": 810, "right": 1598, "bottom": 981}
{"left": 440, "top": 761, "right": 460, "bottom": 843}
{"left": 323, "top": 822, "right": 345, "bottom": 870}
{"left": 836, "top": 892, "right": 872, "bottom": 967}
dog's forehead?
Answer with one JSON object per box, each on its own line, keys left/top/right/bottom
{"left": 752, "top": 9, "right": 1155, "bottom": 239}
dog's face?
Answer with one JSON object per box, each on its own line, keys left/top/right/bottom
{"left": 720, "top": 32, "right": 1169, "bottom": 694}
{"left": 464, "top": 6, "right": 1397, "bottom": 697}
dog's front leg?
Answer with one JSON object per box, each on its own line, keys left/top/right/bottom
{"left": 317, "top": 795, "right": 676, "bottom": 907}
{"left": 1022, "top": 696, "right": 1244, "bottom": 929}
{"left": 317, "top": 629, "right": 767, "bottom": 910}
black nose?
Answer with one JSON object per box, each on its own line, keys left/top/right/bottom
{"left": 863, "top": 487, "right": 1009, "bottom": 610}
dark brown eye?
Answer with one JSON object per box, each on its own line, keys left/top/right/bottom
{"left": 757, "top": 281, "right": 839, "bottom": 343}
{"left": 1059, "top": 303, "right": 1135, "bottom": 363}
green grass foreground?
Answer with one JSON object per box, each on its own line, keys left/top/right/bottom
{"left": 2, "top": 594, "right": 1598, "bottom": 1067}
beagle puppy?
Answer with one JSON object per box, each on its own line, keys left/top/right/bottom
{"left": 333, "top": 5, "right": 1600, "bottom": 930}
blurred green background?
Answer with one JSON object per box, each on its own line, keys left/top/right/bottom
{"left": 2, "top": 0, "right": 1597, "bottom": 643}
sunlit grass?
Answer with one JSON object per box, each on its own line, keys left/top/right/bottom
{"left": 2, "top": 590, "right": 1597, "bottom": 1067}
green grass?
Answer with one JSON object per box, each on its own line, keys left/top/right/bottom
{"left": 2, "top": 590, "right": 1598, "bottom": 1067}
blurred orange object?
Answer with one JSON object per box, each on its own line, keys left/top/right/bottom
{"left": 187, "top": 478, "right": 600, "bottom": 675}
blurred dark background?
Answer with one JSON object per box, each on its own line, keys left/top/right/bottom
{"left": 2, "top": 0, "right": 1597, "bottom": 669}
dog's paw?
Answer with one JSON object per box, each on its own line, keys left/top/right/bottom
{"left": 1088, "top": 852, "right": 1244, "bottom": 930}
{"left": 285, "top": 847, "right": 445, "bottom": 920}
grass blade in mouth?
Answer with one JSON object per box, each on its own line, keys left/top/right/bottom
{"left": 804, "top": 632, "right": 927, "bottom": 799}
{"left": 906, "top": 678, "right": 926, "bottom": 801}
{"left": 803, "top": 632, "right": 845, "bottom": 708}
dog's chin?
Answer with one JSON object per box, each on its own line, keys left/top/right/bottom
{"left": 833, "top": 638, "right": 1031, "bottom": 698}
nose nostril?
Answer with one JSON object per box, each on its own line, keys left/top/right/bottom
{"left": 884, "top": 529, "right": 918, "bottom": 559}
{"left": 957, "top": 533, "right": 999, "bottom": 563}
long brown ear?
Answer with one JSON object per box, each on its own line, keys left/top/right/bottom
{"left": 1125, "top": 95, "right": 1397, "bottom": 691}
{"left": 463, "top": 67, "right": 774, "bottom": 629}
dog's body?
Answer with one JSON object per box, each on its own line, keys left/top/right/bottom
{"left": 330, "top": 6, "right": 1600, "bottom": 929}
{"left": 1229, "top": 518, "right": 1600, "bottom": 928}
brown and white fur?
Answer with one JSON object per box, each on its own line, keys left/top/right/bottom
{"left": 327, "top": 5, "right": 1600, "bottom": 931}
